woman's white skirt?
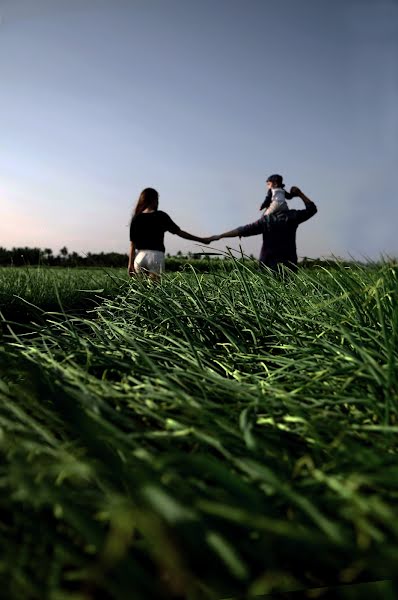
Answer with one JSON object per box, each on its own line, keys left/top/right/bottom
{"left": 134, "top": 250, "right": 165, "bottom": 274}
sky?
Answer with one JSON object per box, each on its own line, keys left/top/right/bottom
{"left": 1, "top": 0, "right": 397, "bottom": 260}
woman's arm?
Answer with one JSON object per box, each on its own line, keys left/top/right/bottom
{"left": 127, "top": 241, "right": 135, "bottom": 276}
{"left": 177, "top": 230, "right": 210, "bottom": 243}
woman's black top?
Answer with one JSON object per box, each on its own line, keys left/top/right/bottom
{"left": 129, "top": 210, "right": 181, "bottom": 252}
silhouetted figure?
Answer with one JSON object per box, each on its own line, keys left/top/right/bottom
{"left": 208, "top": 186, "right": 317, "bottom": 272}
{"left": 128, "top": 188, "right": 209, "bottom": 278}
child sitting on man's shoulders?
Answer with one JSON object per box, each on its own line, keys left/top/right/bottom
{"left": 260, "top": 174, "right": 295, "bottom": 216}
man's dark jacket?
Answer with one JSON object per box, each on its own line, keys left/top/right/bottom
{"left": 237, "top": 203, "right": 317, "bottom": 269}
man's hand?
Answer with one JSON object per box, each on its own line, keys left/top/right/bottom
{"left": 289, "top": 186, "right": 302, "bottom": 197}
{"left": 291, "top": 187, "right": 314, "bottom": 208}
{"left": 202, "top": 235, "right": 220, "bottom": 243}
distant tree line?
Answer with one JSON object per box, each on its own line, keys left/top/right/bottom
{"left": 0, "top": 246, "right": 128, "bottom": 267}
{"left": 0, "top": 246, "right": 253, "bottom": 272}
{"left": 0, "top": 247, "right": 223, "bottom": 267}
{"left": 0, "top": 246, "right": 392, "bottom": 271}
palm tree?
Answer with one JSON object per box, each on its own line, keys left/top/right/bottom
{"left": 43, "top": 248, "right": 53, "bottom": 262}
{"left": 59, "top": 246, "right": 68, "bottom": 261}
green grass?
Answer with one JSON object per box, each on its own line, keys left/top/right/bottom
{"left": 0, "top": 266, "right": 128, "bottom": 325}
{"left": 1, "top": 262, "right": 398, "bottom": 599}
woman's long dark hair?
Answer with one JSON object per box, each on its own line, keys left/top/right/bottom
{"left": 132, "top": 188, "right": 159, "bottom": 220}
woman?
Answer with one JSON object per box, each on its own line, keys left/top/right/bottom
{"left": 128, "top": 188, "right": 209, "bottom": 277}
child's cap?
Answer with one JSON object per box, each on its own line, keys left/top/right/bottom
{"left": 266, "top": 174, "right": 284, "bottom": 187}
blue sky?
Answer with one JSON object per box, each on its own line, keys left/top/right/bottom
{"left": 1, "top": 0, "right": 397, "bottom": 259}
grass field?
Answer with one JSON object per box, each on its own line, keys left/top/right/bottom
{"left": 0, "top": 267, "right": 127, "bottom": 324}
{"left": 1, "top": 263, "right": 398, "bottom": 599}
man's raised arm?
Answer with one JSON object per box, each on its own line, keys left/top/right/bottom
{"left": 290, "top": 187, "right": 317, "bottom": 223}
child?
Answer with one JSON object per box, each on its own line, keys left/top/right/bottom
{"left": 260, "top": 174, "right": 293, "bottom": 215}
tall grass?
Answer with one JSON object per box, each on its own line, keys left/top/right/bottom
{"left": 0, "top": 262, "right": 398, "bottom": 599}
{"left": 0, "top": 267, "right": 127, "bottom": 325}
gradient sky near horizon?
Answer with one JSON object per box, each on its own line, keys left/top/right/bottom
{"left": 1, "top": 0, "right": 397, "bottom": 259}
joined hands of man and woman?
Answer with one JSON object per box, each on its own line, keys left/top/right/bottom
{"left": 128, "top": 183, "right": 316, "bottom": 276}
{"left": 200, "top": 186, "right": 304, "bottom": 244}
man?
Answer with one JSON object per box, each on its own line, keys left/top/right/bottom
{"left": 207, "top": 187, "right": 317, "bottom": 272}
